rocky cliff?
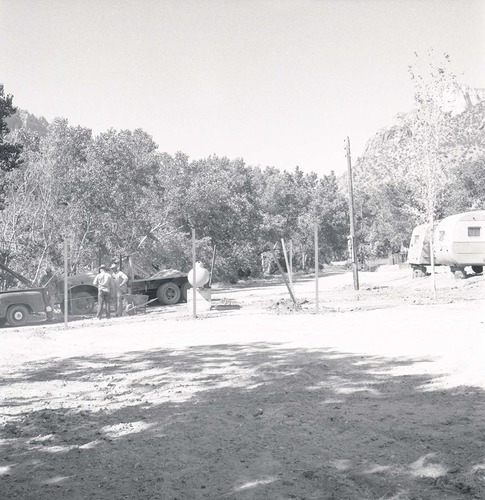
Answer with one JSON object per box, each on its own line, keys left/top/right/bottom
{"left": 5, "top": 109, "right": 49, "bottom": 137}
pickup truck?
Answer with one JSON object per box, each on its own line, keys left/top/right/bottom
{"left": 0, "top": 288, "right": 54, "bottom": 327}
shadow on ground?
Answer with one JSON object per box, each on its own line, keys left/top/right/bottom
{"left": 1, "top": 343, "right": 484, "bottom": 499}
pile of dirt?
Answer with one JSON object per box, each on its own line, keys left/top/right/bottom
{"left": 268, "top": 297, "right": 310, "bottom": 314}
{"left": 149, "top": 269, "right": 185, "bottom": 279}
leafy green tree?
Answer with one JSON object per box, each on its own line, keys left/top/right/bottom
{"left": 0, "top": 84, "right": 23, "bottom": 173}
{"left": 0, "top": 118, "right": 94, "bottom": 280}
{"left": 441, "top": 101, "right": 485, "bottom": 215}
{"left": 353, "top": 53, "right": 485, "bottom": 262}
{"left": 315, "top": 172, "right": 349, "bottom": 262}
{"left": 157, "top": 154, "right": 263, "bottom": 282}
{"left": 85, "top": 128, "right": 162, "bottom": 261}
{"left": 252, "top": 166, "right": 348, "bottom": 273}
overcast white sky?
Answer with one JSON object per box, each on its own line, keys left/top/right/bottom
{"left": 1, "top": 0, "right": 484, "bottom": 176}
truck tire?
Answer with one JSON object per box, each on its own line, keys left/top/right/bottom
{"left": 472, "top": 266, "right": 483, "bottom": 274}
{"left": 156, "top": 282, "right": 181, "bottom": 305}
{"left": 181, "top": 282, "right": 191, "bottom": 302}
{"left": 412, "top": 267, "right": 425, "bottom": 278}
{"left": 7, "top": 304, "right": 29, "bottom": 327}
{"left": 70, "top": 291, "right": 96, "bottom": 315}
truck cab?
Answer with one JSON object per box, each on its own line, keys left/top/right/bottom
{"left": 0, "top": 287, "right": 54, "bottom": 327}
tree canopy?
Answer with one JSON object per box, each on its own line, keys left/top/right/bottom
{"left": 0, "top": 113, "right": 349, "bottom": 284}
{"left": 0, "top": 85, "right": 23, "bottom": 173}
{"left": 1, "top": 59, "right": 485, "bottom": 284}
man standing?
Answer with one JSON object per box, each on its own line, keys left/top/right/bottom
{"left": 40, "top": 267, "right": 60, "bottom": 309}
{"left": 110, "top": 263, "right": 128, "bottom": 317}
{"left": 93, "top": 265, "right": 114, "bottom": 319}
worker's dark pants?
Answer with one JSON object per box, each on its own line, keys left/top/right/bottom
{"left": 114, "top": 290, "right": 125, "bottom": 316}
{"left": 97, "top": 290, "right": 111, "bottom": 319}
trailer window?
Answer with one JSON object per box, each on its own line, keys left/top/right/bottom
{"left": 468, "top": 226, "right": 481, "bottom": 237}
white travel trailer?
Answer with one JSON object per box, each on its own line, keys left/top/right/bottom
{"left": 408, "top": 210, "right": 485, "bottom": 278}
{"left": 407, "top": 223, "right": 434, "bottom": 277}
{"left": 434, "top": 210, "right": 485, "bottom": 277}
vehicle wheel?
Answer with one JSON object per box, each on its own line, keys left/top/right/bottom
{"left": 413, "top": 266, "right": 427, "bottom": 278}
{"left": 180, "top": 282, "right": 191, "bottom": 302}
{"left": 7, "top": 305, "right": 29, "bottom": 327}
{"left": 70, "top": 291, "right": 96, "bottom": 315}
{"left": 156, "top": 282, "right": 181, "bottom": 305}
{"left": 472, "top": 265, "right": 483, "bottom": 274}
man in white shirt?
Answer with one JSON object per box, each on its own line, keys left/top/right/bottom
{"left": 110, "top": 263, "right": 129, "bottom": 317}
{"left": 93, "top": 265, "right": 114, "bottom": 319}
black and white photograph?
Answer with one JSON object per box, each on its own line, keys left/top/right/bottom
{"left": 1, "top": 1, "right": 485, "bottom": 498}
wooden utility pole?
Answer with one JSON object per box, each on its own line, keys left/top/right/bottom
{"left": 289, "top": 240, "right": 293, "bottom": 283}
{"left": 346, "top": 137, "right": 359, "bottom": 291}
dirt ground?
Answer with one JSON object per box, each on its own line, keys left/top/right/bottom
{"left": 1, "top": 265, "right": 485, "bottom": 499}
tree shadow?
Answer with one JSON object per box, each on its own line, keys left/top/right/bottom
{"left": 1, "top": 342, "right": 484, "bottom": 499}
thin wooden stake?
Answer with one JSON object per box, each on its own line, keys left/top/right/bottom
{"left": 271, "top": 247, "right": 297, "bottom": 306}
{"left": 128, "top": 255, "right": 134, "bottom": 294}
{"left": 209, "top": 245, "right": 217, "bottom": 287}
{"left": 315, "top": 222, "right": 319, "bottom": 313}
{"left": 64, "top": 238, "right": 69, "bottom": 330}
{"left": 192, "top": 227, "right": 197, "bottom": 318}
{"left": 281, "top": 238, "right": 294, "bottom": 296}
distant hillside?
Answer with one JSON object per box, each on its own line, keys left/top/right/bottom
{"left": 5, "top": 109, "right": 49, "bottom": 137}
{"left": 349, "top": 83, "right": 485, "bottom": 257}
{"left": 360, "top": 84, "right": 485, "bottom": 159}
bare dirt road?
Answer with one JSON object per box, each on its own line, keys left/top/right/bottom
{"left": 1, "top": 266, "right": 485, "bottom": 499}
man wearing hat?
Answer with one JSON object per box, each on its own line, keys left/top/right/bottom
{"left": 110, "top": 263, "right": 128, "bottom": 317}
{"left": 93, "top": 265, "right": 114, "bottom": 319}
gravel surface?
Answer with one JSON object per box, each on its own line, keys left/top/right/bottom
{"left": 1, "top": 266, "right": 485, "bottom": 499}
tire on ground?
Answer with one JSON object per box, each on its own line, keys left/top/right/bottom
{"left": 472, "top": 265, "right": 483, "bottom": 274}
{"left": 180, "top": 282, "right": 191, "bottom": 302}
{"left": 156, "top": 282, "right": 181, "bottom": 305}
{"left": 70, "top": 291, "right": 96, "bottom": 315}
{"left": 413, "top": 267, "right": 426, "bottom": 278}
{"left": 7, "top": 304, "right": 29, "bottom": 327}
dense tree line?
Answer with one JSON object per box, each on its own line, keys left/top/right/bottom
{"left": 0, "top": 96, "right": 349, "bottom": 285}
{"left": 2, "top": 57, "right": 485, "bottom": 286}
